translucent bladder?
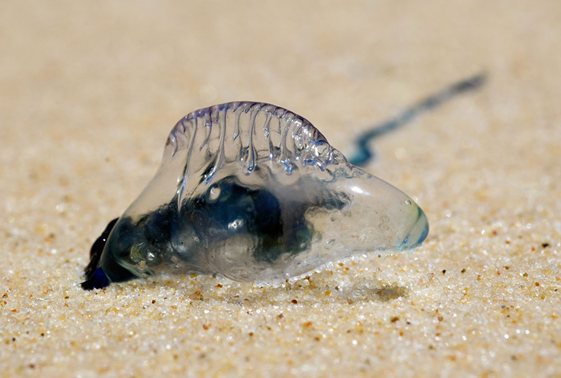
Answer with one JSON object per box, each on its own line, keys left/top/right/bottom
{"left": 82, "top": 102, "right": 428, "bottom": 289}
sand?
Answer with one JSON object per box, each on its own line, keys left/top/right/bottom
{"left": 1, "top": 1, "right": 560, "bottom": 376}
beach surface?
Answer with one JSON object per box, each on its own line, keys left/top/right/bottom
{"left": 1, "top": 1, "right": 560, "bottom": 376}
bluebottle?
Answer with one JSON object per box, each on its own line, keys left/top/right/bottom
{"left": 82, "top": 102, "right": 429, "bottom": 290}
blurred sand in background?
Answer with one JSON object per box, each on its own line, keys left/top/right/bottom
{"left": 1, "top": 1, "right": 560, "bottom": 376}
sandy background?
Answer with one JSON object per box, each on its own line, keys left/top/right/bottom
{"left": 1, "top": 1, "right": 560, "bottom": 377}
